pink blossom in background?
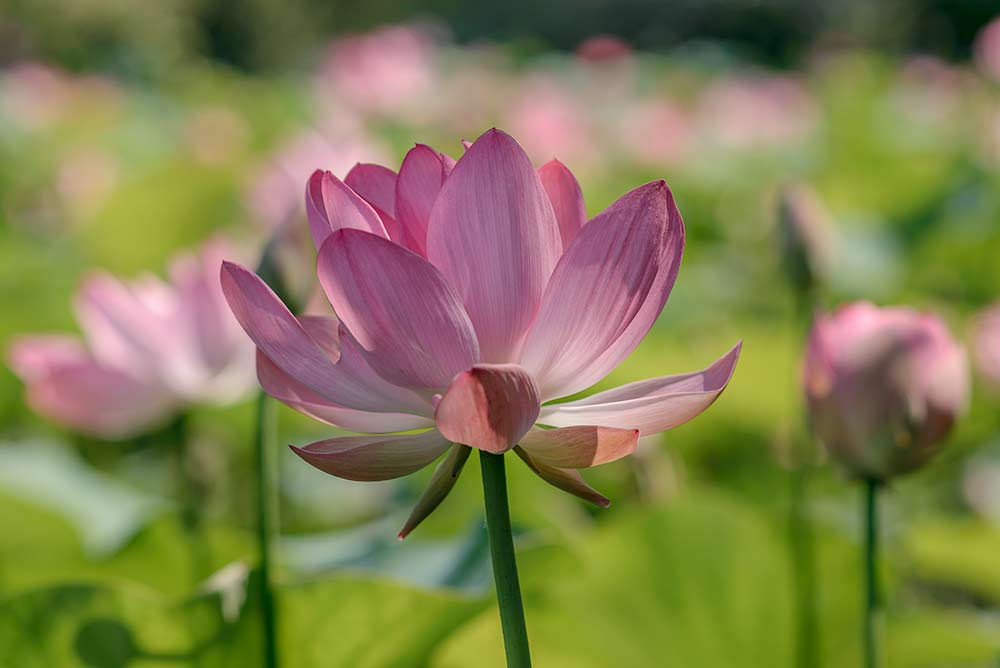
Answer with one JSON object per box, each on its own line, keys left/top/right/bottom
{"left": 319, "top": 25, "right": 439, "bottom": 116}
{"left": 696, "top": 75, "right": 818, "bottom": 152}
{"left": 247, "top": 121, "right": 389, "bottom": 229}
{"left": 54, "top": 148, "right": 120, "bottom": 218}
{"left": 974, "top": 16, "right": 1000, "bottom": 82}
{"left": 8, "top": 240, "right": 256, "bottom": 439}
{"left": 504, "top": 76, "right": 597, "bottom": 168}
{"left": 617, "top": 99, "right": 691, "bottom": 167}
{"left": 0, "top": 61, "right": 121, "bottom": 130}
{"left": 803, "top": 302, "right": 969, "bottom": 480}
{"left": 221, "top": 128, "right": 740, "bottom": 537}
{"left": 575, "top": 35, "right": 633, "bottom": 64}
{"left": 973, "top": 302, "right": 1000, "bottom": 389}
{"left": 185, "top": 106, "right": 250, "bottom": 166}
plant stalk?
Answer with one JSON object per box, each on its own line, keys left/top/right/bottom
{"left": 480, "top": 451, "right": 532, "bottom": 668}
{"left": 254, "top": 391, "right": 280, "bottom": 668}
{"left": 863, "top": 477, "right": 881, "bottom": 668}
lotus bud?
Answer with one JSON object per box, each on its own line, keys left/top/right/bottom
{"left": 803, "top": 302, "right": 969, "bottom": 481}
{"left": 777, "top": 184, "right": 834, "bottom": 293}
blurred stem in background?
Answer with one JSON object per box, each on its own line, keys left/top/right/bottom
{"left": 789, "top": 284, "right": 820, "bottom": 668}
{"left": 863, "top": 478, "right": 881, "bottom": 668}
{"left": 254, "top": 391, "right": 280, "bottom": 668}
{"left": 480, "top": 451, "right": 532, "bottom": 668}
{"left": 170, "top": 412, "right": 210, "bottom": 582}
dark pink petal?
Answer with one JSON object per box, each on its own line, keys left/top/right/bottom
{"left": 518, "top": 426, "right": 639, "bottom": 468}
{"left": 520, "top": 181, "right": 684, "bottom": 399}
{"left": 538, "top": 159, "right": 587, "bottom": 248}
{"left": 394, "top": 145, "right": 454, "bottom": 253}
{"left": 434, "top": 364, "right": 540, "bottom": 454}
{"left": 305, "top": 170, "right": 388, "bottom": 249}
{"left": 24, "top": 359, "right": 177, "bottom": 439}
{"left": 514, "top": 447, "right": 610, "bottom": 507}
{"left": 317, "top": 229, "right": 479, "bottom": 391}
{"left": 221, "top": 261, "right": 429, "bottom": 413}
{"left": 426, "top": 129, "right": 562, "bottom": 362}
{"left": 345, "top": 163, "right": 403, "bottom": 241}
{"left": 537, "top": 343, "right": 741, "bottom": 434}
{"left": 257, "top": 351, "right": 432, "bottom": 433}
{"left": 7, "top": 336, "right": 89, "bottom": 381}
{"left": 398, "top": 445, "right": 472, "bottom": 539}
{"left": 290, "top": 429, "right": 450, "bottom": 482}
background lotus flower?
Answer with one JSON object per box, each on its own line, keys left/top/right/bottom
{"left": 973, "top": 302, "right": 1000, "bottom": 389}
{"left": 803, "top": 301, "right": 969, "bottom": 481}
{"left": 222, "top": 128, "right": 740, "bottom": 536}
{"left": 8, "top": 240, "right": 256, "bottom": 439}
{"left": 777, "top": 183, "right": 836, "bottom": 293}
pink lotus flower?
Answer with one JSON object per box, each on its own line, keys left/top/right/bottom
{"left": 973, "top": 302, "right": 1000, "bottom": 389}
{"left": 221, "top": 129, "right": 740, "bottom": 536}
{"left": 804, "top": 302, "right": 969, "bottom": 480}
{"left": 8, "top": 240, "right": 255, "bottom": 439}
{"left": 974, "top": 15, "right": 1000, "bottom": 82}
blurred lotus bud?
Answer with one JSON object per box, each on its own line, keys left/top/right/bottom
{"left": 254, "top": 220, "right": 314, "bottom": 316}
{"left": 973, "top": 302, "right": 1000, "bottom": 390}
{"left": 803, "top": 302, "right": 969, "bottom": 481}
{"left": 777, "top": 184, "right": 835, "bottom": 292}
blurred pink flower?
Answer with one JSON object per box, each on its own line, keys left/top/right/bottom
{"left": 777, "top": 183, "right": 836, "bottom": 291}
{"left": 974, "top": 16, "right": 1000, "bottom": 82}
{"left": 222, "top": 128, "right": 740, "bottom": 536}
{"left": 319, "top": 25, "right": 438, "bottom": 116}
{"left": 696, "top": 75, "right": 817, "bottom": 151}
{"left": 973, "top": 302, "right": 1000, "bottom": 389}
{"left": 185, "top": 106, "right": 250, "bottom": 165}
{"left": 804, "top": 302, "right": 969, "bottom": 480}
{"left": 54, "top": 148, "right": 120, "bottom": 216}
{"left": 617, "top": 99, "right": 691, "bottom": 166}
{"left": 247, "top": 121, "right": 389, "bottom": 229}
{"left": 8, "top": 240, "right": 255, "bottom": 439}
{"left": 503, "top": 76, "right": 596, "bottom": 167}
{"left": 0, "top": 61, "right": 120, "bottom": 130}
{"left": 575, "top": 35, "right": 633, "bottom": 63}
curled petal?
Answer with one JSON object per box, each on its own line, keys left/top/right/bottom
{"left": 518, "top": 426, "right": 639, "bottom": 468}
{"left": 305, "top": 170, "right": 388, "bottom": 249}
{"left": 427, "top": 129, "right": 562, "bottom": 362}
{"left": 394, "top": 145, "right": 454, "bottom": 253}
{"left": 257, "top": 351, "right": 432, "bottom": 433}
{"left": 514, "top": 447, "right": 610, "bottom": 507}
{"left": 398, "top": 444, "right": 472, "bottom": 539}
{"left": 317, "top": 229, "right": 479, "bottom": 391}
{"left": 345, "top": 163, "right": 402, "bottom": 241}
{"left": 290, "top": 429, "right": 450, "bottom": 482}
{"left": 521, "top": 180, "right": 684, "bottom": 399}
{"left": 221, "top": 261, "right": 430, "bottom": 413}
{"left": 538, "top": 159, "right": 587, "bottom": 248}
{"left": 537, "top": 342, "right": 741, "bottom": 434}
{"left": 435, "top": 364, "right": 540, "bottom": 454}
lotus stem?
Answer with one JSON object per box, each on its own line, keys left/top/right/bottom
{"left": 863, "top": 477, "right": 881, "bottom": 668}
{"left": 170, "top": 412, "right": 208, "bottom": 581}
{"left": 480, "top": 451, "right": 532, "bottom": 667}
{"left": 254, "top": 391, "right": 280, "bottom": 668}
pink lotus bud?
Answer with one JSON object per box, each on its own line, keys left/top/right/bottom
{"left": 973, "top": 302, "right": 1000, "bottom": 389}
{"left": 803, "top": 302, "right": 969, "bottom": 481}
{"left": 777, "top": 184, "right": 835, "bottom": 292}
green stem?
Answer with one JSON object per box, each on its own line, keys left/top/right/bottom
{"left": 480, "top": 452, "right": 532, "bottom": 668}
{"left": 254, "top": 391, "right": 280, "bottom": 668}
{"left": 170, "top": 413, "right": 208, "bottom": 581}
{"left": 790, "top": 284, "right": 820, "bottom": 668}
{"left": 863, "top": 478, "right": 881, "bottom": 668}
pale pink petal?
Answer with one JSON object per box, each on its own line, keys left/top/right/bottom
{"left": 394, "top": 144, "right": 454, "bottom": 253}
{"left": 74, "top": 272, "right": 173, "bottom": 374}
{"left": 24, "top": 359, "right": 176, "bottom": 439}
{"left": 537, "top": 343, "right": 741, "bottom": 434}
{"left": 398, "top": 444, "right": 472, "bottom": 539}
{"left": 345, "top": 163, "right": 402, "bottom": 241}
{"left": 316, "top": 229, "right": 479, "bottom": 391}
{"left": 538, "top": 159, "right": 586, "bottom": 248}
{"left": 518, "top": 425, "right": 639, "bottom": 468}
{"left": 257, "top": 351, "right": 432, "bottom": 433}
{"left": 520, "top": 181, "right": 684, "bottom": 399}
{"left": 221, "top": 261, "right": 430, "bottom": 413}
{"left": 305, "top": 169, "right": 388, "bottom": 249}
{"left": 7, "top": 336, "right": 89, "bottom": 381}
{"left": 426, "top": 128, "right": 562, "bottom": 362}
{"left": 514, "top": 447, "right": 610, "bottom": 507}
{"left": 434, "top": 364, "right": 540, "bottom": 454}
{"left": 290, "top": 429, "right": 450, "bottom": 482}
